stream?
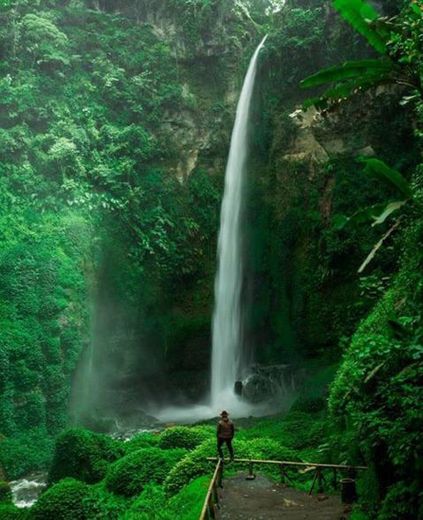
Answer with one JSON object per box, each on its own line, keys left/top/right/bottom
{"left": 10, "top": 473, "right": 47, "bottom": 508}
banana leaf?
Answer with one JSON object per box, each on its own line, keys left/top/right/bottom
{"left": 332, "top": 0, "right": 388, "bottom": 54}
{"left": 359, "top": 158, "right": 413, "bottom": 199}
{"left": 300, "top": 59, "right": 393, "bottom": 89}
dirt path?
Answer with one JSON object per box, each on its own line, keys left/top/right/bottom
{"left": 217, "top": 473, "right": 351, "bottom": 520}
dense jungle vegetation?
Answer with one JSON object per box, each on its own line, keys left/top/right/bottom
{"left": 0, "top": 0, "right": 421, "bottom": 518}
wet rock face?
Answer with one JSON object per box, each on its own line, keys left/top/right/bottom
{"left": 241, "top": 364, "right": 298, "bottom": 403}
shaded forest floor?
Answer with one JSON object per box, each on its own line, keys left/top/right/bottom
{"left": 218, "top": 473, "right": 350, "bottom": 520}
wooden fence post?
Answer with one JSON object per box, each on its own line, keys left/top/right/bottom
{"left": 246, "top": 460, "right": 255, "bottom": 480}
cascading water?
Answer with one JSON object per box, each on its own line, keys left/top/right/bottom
{"left": 156, "top": 36, "right": 287, "bottom": 423}
{"left": 210, "top": 35, "right": 268, "bottom": 409}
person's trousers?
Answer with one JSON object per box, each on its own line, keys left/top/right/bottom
{"left": 217, "top": 437, "right": 234, "bottom": 459}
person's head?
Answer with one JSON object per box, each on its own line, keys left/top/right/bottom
{"left": 220, "top": 410, "right": 229, "bottom": 420}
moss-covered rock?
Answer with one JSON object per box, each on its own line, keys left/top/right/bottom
{"left": 158, "top": 426, "right": 209, "bottom": 450}
{"left": 48, "top": 428, "right": 124, "bottom": 485}
{"left": 106, "top": 447, "right": 187, "bottom": 497}
{"left": 30, "top": 478, "right": 91, "bottom": 520}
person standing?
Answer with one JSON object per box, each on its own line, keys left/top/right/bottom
{"left": 217, "top": 410, "right": 235, "bottom": 461}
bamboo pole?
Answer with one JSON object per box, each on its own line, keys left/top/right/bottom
{"left": 199, "top": 459, "right": 223, "bottom": 520}
{"left": 206, "top": 457, "right": 367, "bottom": 471}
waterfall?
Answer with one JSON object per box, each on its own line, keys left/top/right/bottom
{"left": 210, "top": 36, "right": 267, "bottom": 408}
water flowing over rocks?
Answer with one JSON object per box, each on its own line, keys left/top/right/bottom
{"left": 10, "top": 473, "right": 47, "bottom": 509}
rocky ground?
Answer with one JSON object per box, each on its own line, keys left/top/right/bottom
{"left": 217, "top": 473, "right": 350, "bottom": 520}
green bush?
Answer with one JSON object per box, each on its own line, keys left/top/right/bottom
{"left": 0, "top": 430, "right": 54, "bottom": 480}
{"left": 377, "top": 482, "right": 419, "bottom": 520}
{"left": 349, "top": 509, "right": 371, "bottom": 520}
{"left": 0, "top": 481, "right": 11, "bottom": 503}
{"left": 247, "top": 438, "right": 299, "bottom": 462}
{"left": 123, "top": 484, "right": 170, "bottom": 520}
{"left": 106, "top": 447, "right": 187, "bottom": 497}
{"left": 167, "top": 476, "right": 209, "bottom": 520}
{"left": 164, "top": 438, "right": 256, "bottom": 496}
{"left": 30, "top": 478, "right": 91, "bottom": 520}
{"left": 158, "top": 426, "right": 209, "bottom": 450}
{"left": 124, "top": 432, "right": 159, "bottom": 454}
{"left": 82, "top": 482, "right": 132, "bottom": 519}
{"left": 48, "top": 428, "right": 124, "bottom": 485}
{"left": 0, "top": 503, "right": 28, "bottom": 519}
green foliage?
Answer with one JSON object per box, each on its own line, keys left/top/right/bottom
{"left": 0, "top": 430, "right": 54, "bottom": 480}
{"left": 300, "top": 59, "right": 393, "bottom": 89}
{"left": 377, "top": 481, "right": 420, "bottom": 520}
{"left": 122, "top": 484, "right": 170, "bottom": 520}
{"left": 164, "top": 438, "right": 243, "bottom": 496}
{"left": 124, "top": 432, "right": 160, "bottom": 453}
{"left": 290, "top": 395, "right": 326, "bottom": 413}
{"left": 30, "top": 478, "right": 91, "bottom": 520}
{"left": 166, "top": 476, "right": 209, "bottom": 520}
{"left": 163, "top": 433, "right": 300, "bottom": 496}
{"left": 360, "top": 158, "right": 412, "bottom": 199}
{"left": 329, "top": 176, "right": 423, "bottom": 517}
{"left": 48, "top": 428, "right": 124, "bottom": 485}
{"left": 106, "top": 447, "right": 187, "bottom": 497}
{"left": 332, "top": 0, "right": 388, "bottom": 53}
{"left": 81, "top": 481, "right": 131, "bottom": 519}
{"left": 0, "top": 482, "right": 11, "bottom": 503}
{"left": 158, "top": 426, "right": 209, "bottom": 450}
{"left": 0, "top": 503, "right": 28, "bottom": 520}
{"left": 301, "top": 1, "right": 422, "bottom": 107}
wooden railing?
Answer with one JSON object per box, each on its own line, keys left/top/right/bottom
{"left": 199, "top": 457, "right": 368, "bottom": 518}
{"left": 199, "top": 458, "right": 223, "bottom": 520}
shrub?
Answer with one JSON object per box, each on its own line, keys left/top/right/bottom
{"left": 82, "top": 482, "right": 132, "bottom": 519}
{"left": 48, "top": 428, "right": 124, "bottom": 485}
{"left": 377, "top": 482, "right": 419, "bottom": 520}
{"left": 123, "top": 484, "right": 171, "bottom": 520}
{"left": 106, "top": 447, "right": 187, "bottom": 497}
{"left": 164, "top": 438, "right": 256, "bottom": 496}
{"left": 0, "top": 504, "right": 28, "bottom": 519}
{"left": 124, "top": 432, "right": 159, "bottom": 454}
{"left": 30, "top": 478, "right": 91, "bottom": 520}
{"left": 247, "top": 438, "right": 299, "bottom": 462}
{"left": 290, "top": 396, "right": 326, "bottom": 413}
{"left": 278, "top": 412, "right": 326, "bottom": 450}
{"left": 0, "top": 481, "right": 11, "bottom": 503}
{"left": 0, "top": 430, "right": 54, "bottom": 480}
{"left": 167, "top": 476, "right": 209, "bottom": 520}
{"left": 158, "top": 426, "right": 208, "bottom": 450}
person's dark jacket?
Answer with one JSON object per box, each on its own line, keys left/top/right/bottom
{"left": 217, "top": 418, "right": 234, "bottom": 439}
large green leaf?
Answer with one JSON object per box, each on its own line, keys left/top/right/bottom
{"left": 300, "top": 59, "right": 393, "bottom": 89}
{"left": 371, "top": 200, "right": 407, "bottom": 226}
{"left": 332, "top": 0, "right": 388, "bottom": 54}
{"left": 359, "top": 158, "right": 413, "bottom": 199}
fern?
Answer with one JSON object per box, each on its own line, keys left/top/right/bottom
{"left": 332, "top": 0, "right": 388, "bottom": 54}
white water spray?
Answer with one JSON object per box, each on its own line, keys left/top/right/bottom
{"left": 210, "top": 36, "right": 267, "bottom": 409}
